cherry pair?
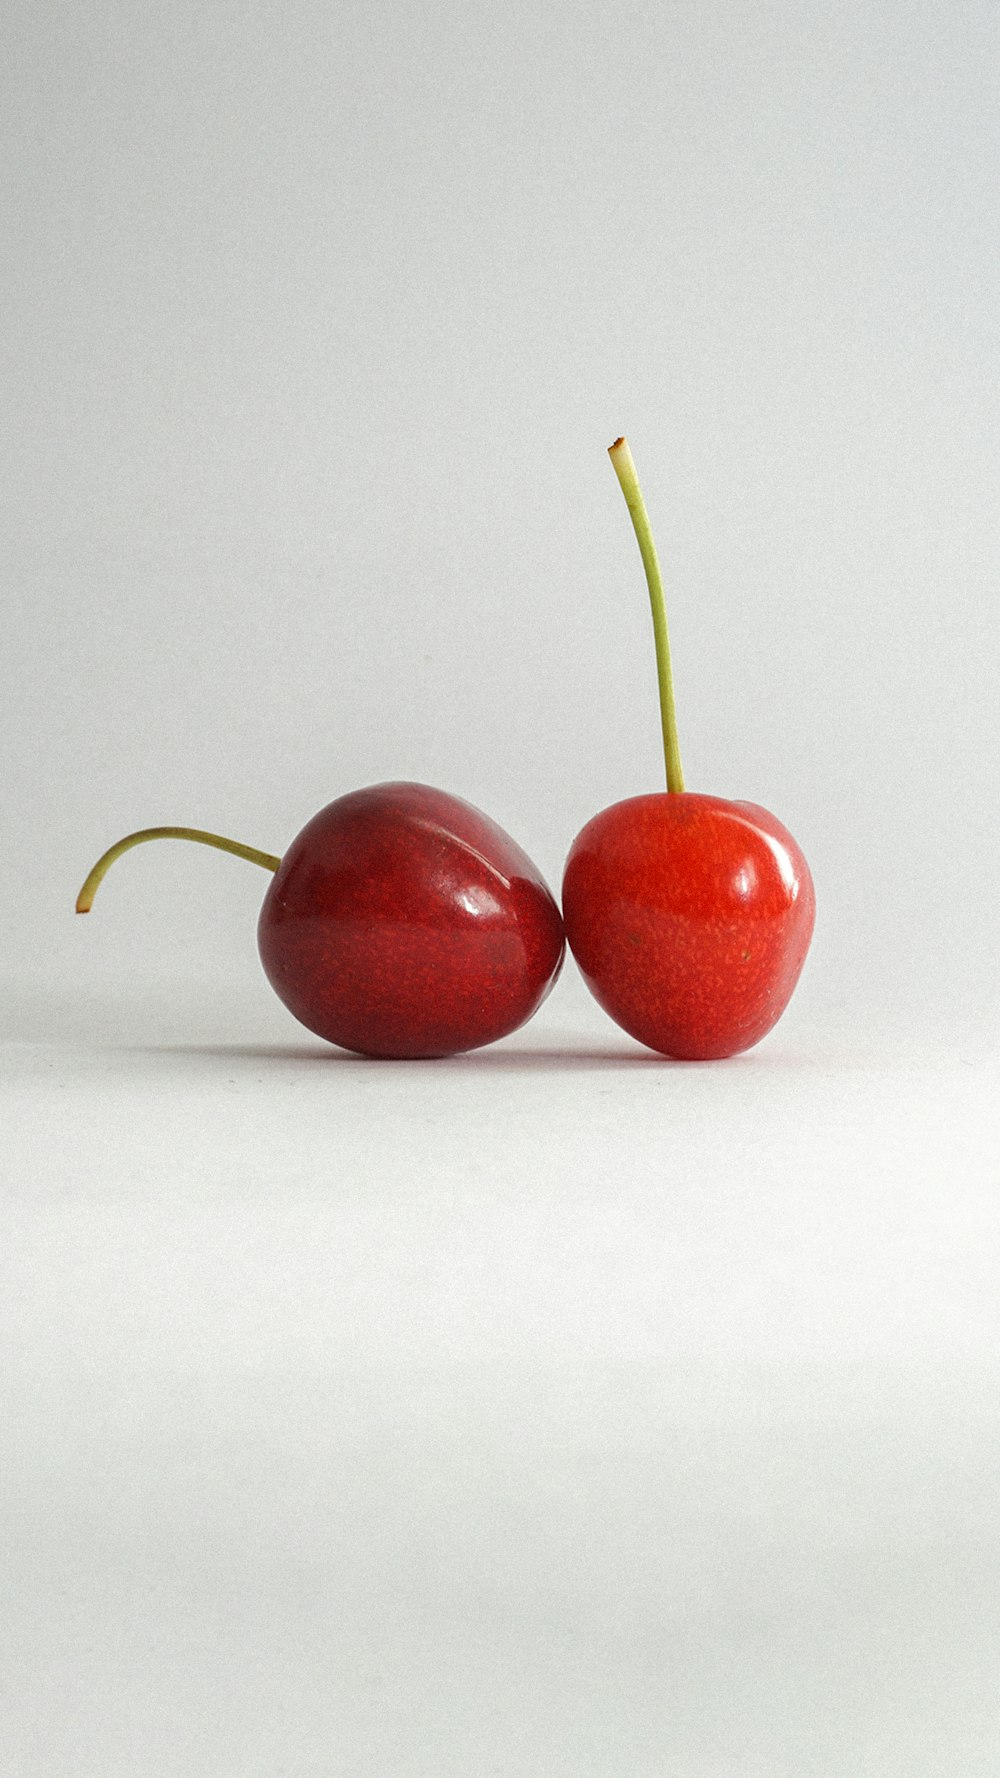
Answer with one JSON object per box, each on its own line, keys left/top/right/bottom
{"left": 77, "top": 440, "right": 815, "bottom": 1061}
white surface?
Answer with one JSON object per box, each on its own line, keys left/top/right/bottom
{"left": 4, "top": 0, "right": 1000, "bottom": 1769}
{"left": 3, "top": 977, "right": 999, "bottom": 1774}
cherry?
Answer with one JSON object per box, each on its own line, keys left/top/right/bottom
{"left": 561, "top": 438, "right": 815, "bottom": 1060}
{"left": 77, "top": 782, "right": 565, "bottom": 1058}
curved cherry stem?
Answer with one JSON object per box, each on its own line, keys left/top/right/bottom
{"left": 608, "top": 436, "right": 685, "bottom": 794}
{"left": 76, "top": 826, "right": 281, "bottom": 913}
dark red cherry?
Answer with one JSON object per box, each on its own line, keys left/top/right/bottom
{"left": 77, "top": 783, "right": 565, "bottom": 1057}
{"left": 256, "top": 782, "right": 564, "bottom": 1057}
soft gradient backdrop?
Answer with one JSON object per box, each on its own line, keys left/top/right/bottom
{"left": 3, "top": 2, "right": 998, "bottom": 1773}
{"left": 4, "top": 0, "right": 998, "bottom": 1027}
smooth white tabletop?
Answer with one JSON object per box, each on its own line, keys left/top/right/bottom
{"left": 3, "top": 970, "right": 997, "bottom": 1776}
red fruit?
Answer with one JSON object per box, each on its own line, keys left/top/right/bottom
{"left": 76, "top": 783, "right": 565, "bottom": 1059}
{"left": 563, "top": 434, "right": 816, "bottom": 1059}
{"left": 257, "top": 782, "right": 565, "bottom": 1057}
{"left": 563, "top": 791, "right": 815, "bottom": 1060}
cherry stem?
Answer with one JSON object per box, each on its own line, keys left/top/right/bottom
{"left": 75, "top": 827, "right": 281, "bottom": 913}
{"left": 608, "top": 436, "right": 685, "bottom": 794}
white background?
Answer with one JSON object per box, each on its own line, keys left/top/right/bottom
{"left": 2, "top": 1, "right": 999, "bottom": 1772}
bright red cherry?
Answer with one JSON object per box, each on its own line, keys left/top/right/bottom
{"left": 564, "top": 792, "right": 814, "bottom": 1060}
{"left": 562, "top": 438, "right": 815, "bottom": 1060}
{"left": 77, "top": 782, "right": 565, "bottom": 1058}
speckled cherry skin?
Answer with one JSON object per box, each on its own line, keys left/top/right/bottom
{"left": 258, "top": 782, "right": 565, "bottom": 1058}
{"left": 562, "top": 792, "right": 814, "bottom": 1060}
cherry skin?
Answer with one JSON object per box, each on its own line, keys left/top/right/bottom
{"left": 257, "top": 781, "right": 565, "bottom": 1058}
{"left": 562, "top": 792, "right": 815, "bottom": 1060}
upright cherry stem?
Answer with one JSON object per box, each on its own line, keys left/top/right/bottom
{"left": 608, "top": 436, "right": 685, "bottom": 794}
{"left": 76, "top": 827, "right": 281, "bottom": 913}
